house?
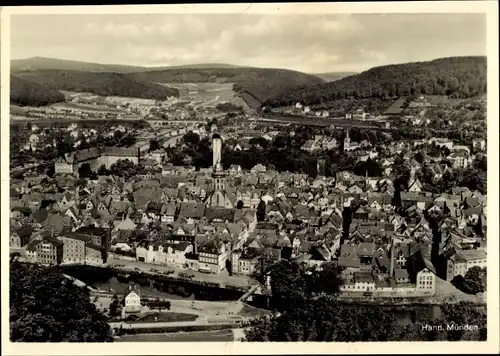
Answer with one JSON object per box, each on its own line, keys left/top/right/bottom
{"left": 124, "top": 285, "right": 142, "bottom": 314}
{"left": 86, "top": 244, "right": 105, "bottom": 265}
{"left": 26, "top": 236, "right": 63, "bottom": 265}
{"left": 448, "top": 152, "right": 469, "bottom": 169}
{"left": 75, "top": 226, "right": 110, "bottom": 249}
{"left": 197, "top": 238, "right": 228, "bottom": 274}
{"left": 472, "top": 138, "right": 486, "bottom": 152}
{"left": 178, "top": 202, "right": 206, "bottom": 220}
{"left": 301, "top": 140, "right": 316, "bottom": 152}
{"left": 165, "top": 242, "right": 193, "bottom": 267}
{"left": 10, "top": 207, "right": 32, "bottom": 220}
{"left": 251, "top": 164, "right": 267, "bottom": 174}
{"left": 340, "top": 270, "right": 375, "bottom": 292}
{"left": 394, "top": 268, "right": 410, "bottom": 284}
{"left": 161, "top": 203, "right": 177, "bottom": 223}
{"left": 233, "top": 250, "right": 260, "bottom": 276}
{"left": 416, "top": 267, "right": 435, "bottom": 294}
{"left": 114, "top": 217, "right": 137, "bottom": 232}
{"left": 446, "top": 249, "right": 487, "bottom": 281}
{"left": 59, "top": 232, "right": 91, "bottom": 264}
{"left": 10, "top": 226, "right": 33, "bottom": 249}
{"left": 407, "top": 248, "right": 436, "bottom": 295}
{"left": 407, "top": 178, "right": 423, "bottom": 193}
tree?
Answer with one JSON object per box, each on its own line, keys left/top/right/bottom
{"left": 246, "top": 296, "right": 486, "bottom": 342}
{"left": 462, "top": 266, "right": 487, "bottom": 294}
{"left": 236, "top": 200, "right": 244, "bottom": 209}
{"left": 78, "top": 163, "right": 94, "bottom": 179}
{"left": 183, "top": 131, "right": 200, "bottom": 146}
{"left": 46, "top": 165, "right": 55, "bottom": 178}
{"left": 273, "top": 134, "right": 288, "bottom": 149}
{"left": 109, "top": 159, "right": 138, "bottom": 179}
{"left": 460, "top": 168, "right": 486, "bottom": 194}
{"left": 256, "top": 200, "right": 267, "bottom": 222}
{"left": 415, "top": 151, "right": 425, "bottom": 164}
{"left": 10, "top": 261, "right": 113, "bottom": 342}
{"left": 97, "top": 164, "right": 109, "bottom": 176}
{"left": 268, "top": 260, "right": 308, "bottom": 313}
{"left": 109, "top": 299, "right": 120, "bottom": 317}
{"left": 149, "top": 139, "right": 161, "bottom": 151}
{"left": 307, "top": 262, "right": 344, "bottom": 295}
{"left": 402, "top": 302, "right": 486, "bottom": 341}
{"left": 354, "top": 158, "right": 382, "bottom": 177}
{"left": 246, "top": 296, "right": 402, "bottom": 341}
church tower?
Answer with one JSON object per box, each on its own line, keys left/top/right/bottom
{"left": 212, "top": 134, "right": 222, "bottom": 168}
{"left": 212, "top": 163, "right": 226, "bottom": 192}
{"left": 208, "top": 133, "right": 230, "bottom": 208}
{"left": 344, "top": 129, "right": 351, "bottom": 150}
{"left": 212, "top": 133, "right": 225, "bottom": 192}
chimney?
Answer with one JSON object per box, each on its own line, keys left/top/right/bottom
{"left": 194, "top": 234, "right": 198, "bottom": 254}
{"left": 389, "top": 238, "right": 395, "bottom": 278}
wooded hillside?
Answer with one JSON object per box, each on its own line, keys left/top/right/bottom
{"left": 264, "top": 57, "right": 487, "bottom": 108}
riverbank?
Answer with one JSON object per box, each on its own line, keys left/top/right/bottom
{"left": 63, "top": 261, "right": 485, "bottom": 308}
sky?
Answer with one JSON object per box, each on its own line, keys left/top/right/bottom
{"left": 10, "top": 13, "right": 486, "bottom": 73}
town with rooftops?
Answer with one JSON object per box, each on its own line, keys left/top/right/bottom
{"left": 7, "top": 11, "right": 490, "bottom": 344}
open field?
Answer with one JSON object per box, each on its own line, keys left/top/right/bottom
{"left": 237, "top": 304, "right": 271, "bottom": 318}
{"left": 159, "top": 82, "right": 236, "bottom": 105}
{"left": 51, "top": 102, "right": 123, "bottom": 113}
{"left": 384, "top": 97, "right": 406, "bottom": 115}
{"left": 424, "top": 95, "right": 463, "bottom": 106}
{"left": 59, "top": 90, "right": 96, "bottom": 98}
{"left": 134, "top": 312, "right": 198, "bottom": 323}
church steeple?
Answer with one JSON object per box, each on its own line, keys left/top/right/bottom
{"left": 211, "top": 133, "right": 226, "bottom": 194}
{"left": 344, "top": 129, "right": 351, "bottom": 150}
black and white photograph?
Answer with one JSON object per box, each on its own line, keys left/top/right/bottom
{"left": 1, "top": 2, "right": 498, "bottom": 354}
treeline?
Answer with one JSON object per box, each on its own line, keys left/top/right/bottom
{"left": 10, "top": 76, "right": 66, "bottom": 107}
{"left": 128, "top": 67, "right": 324, "bottom": 105}
{"left": 215, "top": 102, "right": 243, "bottom": 112}
{"left": 169, "top": 127, "right": 390, "bottom": 178}
{"left": 245, "top": 260, "right": 486, "bottom": 342}
{"left": 11, "top": 69, "right": 180, "bottom": 106}
{"left": 10, "top": 260, "right": 113, "bottom": 342}
{"left": 264, "top": 56, "right": 487, "bottom": 108}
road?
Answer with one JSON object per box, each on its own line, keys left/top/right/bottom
{"left": 109, "top": 315, "right": 247, "bottom": 330}
{"left": 258, "top": 114, "right": 386, "bottom": 129}
{"left": 106, "top": 256, "right": 254, "bottom": 288}
{"left": 94, "top": 293, "right": 245, "bottom": 317}
{"left": 115, "top": 329, "right": 236, "bottom": 342}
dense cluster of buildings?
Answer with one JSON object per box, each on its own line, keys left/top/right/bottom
{"left": 10, "top": 120, "right": 487, "bottom": 298}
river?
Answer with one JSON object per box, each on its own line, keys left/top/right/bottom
{"left": 92, "top": 277, "right": 441, "bottom": 326}
{"left": 93, "top": 277, "right": 195, "bottom": 300}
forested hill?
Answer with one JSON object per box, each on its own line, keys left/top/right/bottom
{"left": 11, "top": 57, "right": 246, "bottom": 73}
{"left": 11, "top": 56, "right": 146, "bottom": 73}
{"left": 11, "top": 70, "right": 180, "bottom": 105}
{"left": 11, "top": 57, "right": 324, "bottom": 109}
{"left": 10, "top": 76, "right": 66, "bottom": 107}
{"left": 263, "top": 56, "right": 487, "bottom": 108}
{"left": 312, "top": 72, "right": 358, "bottom": 82}
{"left": 127, "top": 68, "right": 325, "bottom": 106}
